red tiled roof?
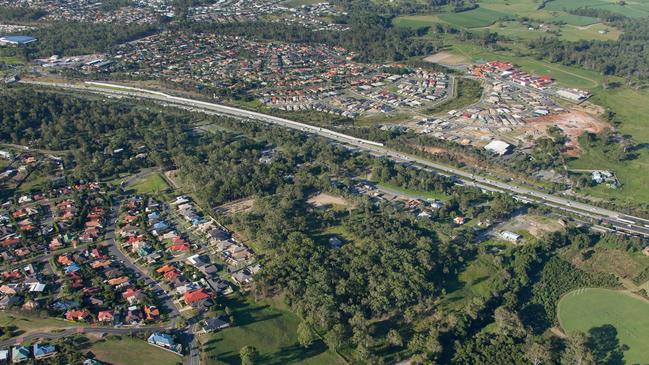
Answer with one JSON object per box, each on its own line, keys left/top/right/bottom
{"left": 183, "top": 288, "right": 211, "bottom": 304}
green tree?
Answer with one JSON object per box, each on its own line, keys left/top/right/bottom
{"left": 240, "top": 346, "right": 258, "bottom": 365}
{"left": 561, "top": 332, "right": 595, "bottom": 365}
{"left": 297, "top": 321, "right": 316, "bottom": 348}
{"left": 386, "top": 329, "right": 403, "bottom": 347}
{"left": 494, "top": 306, "right": 526, "bottom": 339}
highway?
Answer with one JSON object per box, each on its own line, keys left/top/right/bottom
{"left": 23, "top": 80, "right": 649, "bottom": 237}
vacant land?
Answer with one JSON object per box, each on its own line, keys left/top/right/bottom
{"left": 558, "top": 288, "right": 649, "bottom": 364}
{"left": 203, "top": 296, "right": 344, "bottom": 365}
{"left": 89, "top": 336, "right": 182, "bottom": 365}
{"left": 426, "top": 77, "right": 482, "bottom": 115}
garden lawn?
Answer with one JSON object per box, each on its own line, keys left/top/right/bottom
{"left": 558, "top": 288, "right": 649, "bottom": 364}
{"left": 203, "top": 296, "right": 344, "bottom": 365}
{"left": 90, "top": 336, "right": 182, "bottom": 365}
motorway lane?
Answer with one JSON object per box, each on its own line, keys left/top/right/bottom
{"left": 23, "top": 80, "right": 649, "bottom": 237}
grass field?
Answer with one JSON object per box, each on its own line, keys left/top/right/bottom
{"left": 558, "top": 288, "right": 649, "bottom": 364}
{"left": 545, "top": 0, "right": 649, "bottom": 18}
{"left": 377, "top": 181, "right": 449, "bottom": 201}
{"left": 203, "top": 295, "right": 344, "bottom": 365}
{"left": 552, "top": 13, "right": 600, "bottom": 26}
{"left": 569, "top": 86, "right": 649, "bottom": 205}
{"left": 394, "top": 8, "right": 508, "bottom": 30}
{"left": 438, "top": 7, "right": 508, "bottom": 28}
{"left": 560, "top": 23, "right": 621, "bottom": 42}
{"left": 394, "top": 2, "right": 620, "bottom": 42}
{"left": 131, "top": 173, "right": 170, "bottom": 194}
{"left": 439, "top": 255, "right": 501, "bottom": 310}
{"left": 89, "top": 336, "right": 182, "bottom": 365}
{"left": 0, "top": 311, "right": 74, "bottom": 334}
{"left": 0, "top": 55, "right": 26, "bottom": 65}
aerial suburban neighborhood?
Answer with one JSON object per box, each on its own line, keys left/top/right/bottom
{"left": 0, "top": 0, "right": 648, "bottom": 364}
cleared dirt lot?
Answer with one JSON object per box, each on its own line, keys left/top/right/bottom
{"left": 523, "top": 110, "right": 610, "bottom": 156}
{"left": 307, "top": 193, "right": 351, "bottom": 208}
{"left": 215, "top": 197, "right": 256, "bottom": 214}
{"left": 424, "top": 51, "right": 469, "bottom": 66}
{"left": 498, "top": 214, "right": 565, "bottom": 238}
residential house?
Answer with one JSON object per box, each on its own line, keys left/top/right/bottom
{"left": 147, "top": 332, "right": 182, "bottom": 353}
{"left": 231, "top": 269, "right": 253, "bottom": 289}
{"left": 183, "top": 288, "right": 212, "bottom": 308}
{"left": 11, "top": 346, "right": 29, "bottom": 363}
{"left": 201, "top": 315, "right": 230, "bottom": 333}
{"left": 65, "top": 309, "right": 91, "bottom": 322}
{"left": 97, "top": 311, "right": 113, "bottom": 323}
{"left": 33, "top": 343, "right": 57, "bottom": 360}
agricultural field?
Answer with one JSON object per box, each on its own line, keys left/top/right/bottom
{"left": 202, "top": 295, "right": 344, "bottom": 365}
{"left": 89, "top": 336, "right": 182, "bottom": 365}
{"left": 558, "top": 288, "right": 649, "bottom": 365}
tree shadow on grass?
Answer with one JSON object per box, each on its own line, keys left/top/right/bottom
{"left": 262, "top": 340, "right": 329, "bottom": 365}
{"left": 210, "top": 350, "right": 239, "bottom": 365}
{"left": 587, "top": 324, "right": 627, "bottom": 365}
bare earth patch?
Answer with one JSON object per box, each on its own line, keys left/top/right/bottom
{"left": 308, "top": 193, "right": 350, "bottom": 208}
{"left": 163, "top": 169, "right": 180, "bottom": 189}
{"left": 215, "top": 197, "right": 256, "bottom": 214}
{"left": 523, "top": 110, "right": 610, "bottom": 156}
{"left": 424, "top": 51, "right": 469, "bottom": 66}
{"left": 499, "top": 214, "right": 565, "bottom": 238}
